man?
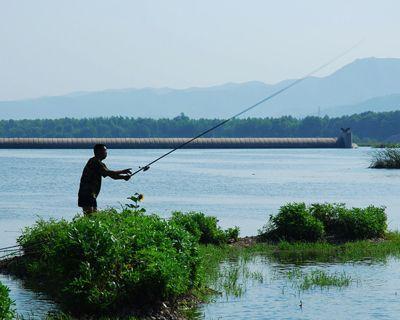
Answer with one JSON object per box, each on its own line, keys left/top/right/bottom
{"left": 78, "top": 144, "right": 132, "bottom": 214}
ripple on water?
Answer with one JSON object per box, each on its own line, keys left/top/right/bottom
{"left": 0, "top": 273, "right": 57, "bottom": 319}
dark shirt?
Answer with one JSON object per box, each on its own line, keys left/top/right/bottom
{"left": 78, "top": 157, "right": 109, "bottom": 198}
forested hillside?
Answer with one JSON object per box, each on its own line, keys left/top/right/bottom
{"left": 1, "top": 111, "right": 399, "bottom": 143}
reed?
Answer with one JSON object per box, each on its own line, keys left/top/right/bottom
{"left": 370, "top": 147, "right": 400, "bottom": 168}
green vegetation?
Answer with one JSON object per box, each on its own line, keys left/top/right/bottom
{"left": 0, "top": 281, "right": 15, "bottom": 320}
{"left": 4, "top": 202, "right": 399, "bottom": 318}
{"left": 370, "top": 147, "right": 400, "bottom": 168}
{"left": 13, "top": 209, "right": 201, "bottom": 316}
{"left": 286, "top": 268, "right": 352, "bottom": 291}
{"left": 196, "top": 232, "right": 400, "bottom": 300}
{"left": 170, "top": 211, "right": 239, "bottom": 245}
{"left": 1, "top": 110, "right": 400, "bottom": 143}
{"left": 7, "top": 207, "right": 238, "bottom": 318}
{"left": 260, "top": 203, "right": 387, "bottom": 242}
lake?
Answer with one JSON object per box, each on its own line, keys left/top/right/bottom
{"left": 1, "top": 148, "right": 400, "bottom": 318}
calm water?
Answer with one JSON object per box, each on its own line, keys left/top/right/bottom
{"left": 1, "top": 148, "right": 400, "bottom": 318}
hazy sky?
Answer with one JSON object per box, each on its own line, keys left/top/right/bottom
{"left": 1, "top": 0, "right": 399, "bottom": 100}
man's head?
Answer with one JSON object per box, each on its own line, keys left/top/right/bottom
{"left": 94, "top": 144, "right": 107, "bottom": 160}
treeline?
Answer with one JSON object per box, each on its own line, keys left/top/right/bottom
{"left": 0, "top": 111, "right": 399, "bottom": 142}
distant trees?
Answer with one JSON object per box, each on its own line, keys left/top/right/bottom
{"left": 0, "top": 111, "right": 400, "bottom": 142}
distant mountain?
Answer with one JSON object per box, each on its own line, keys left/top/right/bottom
{"left": 323, "top": 94, "right": 400, "bottom": 117}
{"left": 2, "top": 57, "right": 400, "bottom": 119}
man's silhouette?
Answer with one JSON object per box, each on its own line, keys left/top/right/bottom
{"left": 78, "top": 144, "right": 132, "bottom": 214}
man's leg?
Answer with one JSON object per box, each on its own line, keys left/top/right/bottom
{"left": 82, "top": 207, "right": 96, "bottom": 215}
{"left": 79, "top": 194, "right": 97, "bottom": 215}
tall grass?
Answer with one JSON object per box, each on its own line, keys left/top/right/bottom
{"left": 370, "top": 147, "right": 400, "bottom": 168}
{"left": 286, "top": 268, "right": 352, "bottom": 291}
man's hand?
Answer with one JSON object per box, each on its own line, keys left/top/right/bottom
{"left": 122, "top": 168, "right": 132, "bottom": 174}
{"left": 123, "top": 174, "right": 132, "bottom": 181}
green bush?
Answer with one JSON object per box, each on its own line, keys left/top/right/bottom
{"left": 309, "top": 203, "right": 345, "bottom": 236}
{"left": 335, "top": 206, "right": 387, "bottom": 240}
{"left": 0, "top": 281, "right": 15, "bottom": 320}
{"left": 170, "top": 212, "right": 239, "bottom": 244}
{"left": 260, "top": 203, "right": 387, "bottom": 242}
{"left": 260, "top": 203, "right": 325, "bottom": 242}
{"left": 16, "top": 209, "right": 200, "bottom": 315}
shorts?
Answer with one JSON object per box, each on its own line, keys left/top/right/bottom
{"left": 78, "top": 193, "right": 97, "bottom": 208}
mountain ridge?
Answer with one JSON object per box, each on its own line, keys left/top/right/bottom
{"left": 1, "top": 57, "right": 400, "bottom": 119}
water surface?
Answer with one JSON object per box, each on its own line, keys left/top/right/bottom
{"left": 1, "top": 148, "right": 399, "bottom": 318}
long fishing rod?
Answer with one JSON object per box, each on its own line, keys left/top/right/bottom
{"left": 130, "top": 42, "right": 361, "bottom": 176}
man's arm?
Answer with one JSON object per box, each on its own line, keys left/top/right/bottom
{"left": 113, "top": 168, "right": 132, "bottom": 175}
{"left": 98, "top": 163, "right": 132, "bottom": 181}
{"left": 104, "top": 169, "right": 132, "bottom": 181}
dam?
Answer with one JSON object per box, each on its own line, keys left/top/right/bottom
{"left": 0, "top": 130, "right": 353, "bottom": 149}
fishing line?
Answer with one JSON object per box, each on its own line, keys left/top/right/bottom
{"left": 131, "top": 41, "right": 362, "bottom": 176}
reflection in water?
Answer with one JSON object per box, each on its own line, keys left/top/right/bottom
{"left": 0, "top": 273, "right": 57, "bottom": 319}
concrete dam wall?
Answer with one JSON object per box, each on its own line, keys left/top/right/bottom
{"left": 0, "top": 131, "right": 353, "bottom": 149}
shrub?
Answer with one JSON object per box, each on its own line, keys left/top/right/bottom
{"left": 16, "top": 209, "right": 200, "bottom": 315}
{"left": 260, "top": 203, "right": 325, "bottom": 242}
{"left": 370, "top": 147, "right": 400, "bottom": 168}
{"left": 260, "top": 203, "right": 388, "bottom": 242}
{"left": 335, "top": 206, "right": 387, "bottom": 240}
{"left": 170, "top": 211, "right": 239, "bottom": 244}
{"left": 309, "top": 203, "right": 346, "bottom": 236}
{"left": 0, "top": 281, "right": 15, "bottom": 320}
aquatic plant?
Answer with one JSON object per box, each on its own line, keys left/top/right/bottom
{"left": 170, "top": 211, "right": 239, "bottom": 245}
{"left": 260, "top": 203, "right": 387, "bottom": 242}
{"left": 14, "top": 208, "right": 201, "bottom": 316}
{"left": 0, "top": 281, "right": 15, "bottom": 320}
{"left": 286, "top": 268, "right": 352, "bottom": 291}
{"left": 370, "top": 147, "right": 400, "bottom": 168}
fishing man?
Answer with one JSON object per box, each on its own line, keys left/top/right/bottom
{"left": 78, "top": 144, "right": 132, "bottom": 214}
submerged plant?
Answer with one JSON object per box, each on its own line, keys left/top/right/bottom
{"left": 286, "top": 268, "right": 352, "bottom": 291}
{"left": 206, "top": 257, "right": 264, "bottom": 299}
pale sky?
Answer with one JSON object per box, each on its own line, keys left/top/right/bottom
{"left": 0, "top": 0, "right": 399, "bottom": 100}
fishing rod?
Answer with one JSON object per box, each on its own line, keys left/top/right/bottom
{"left": 130, "top": 42, "right": 361, "bottom": 176}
